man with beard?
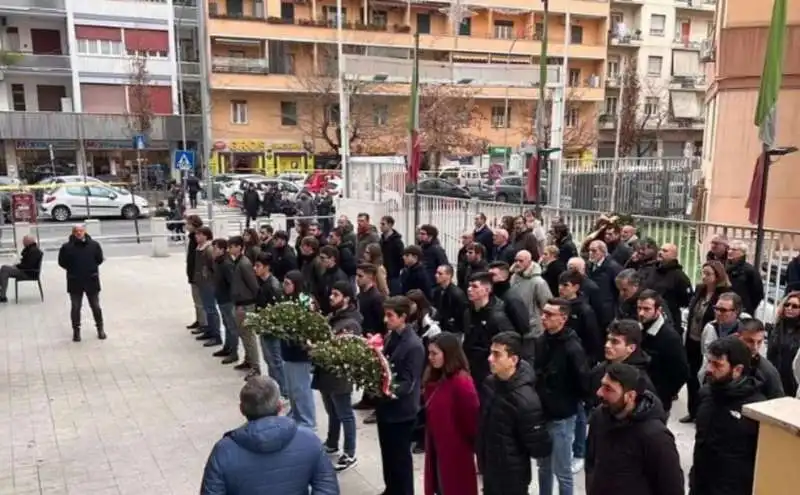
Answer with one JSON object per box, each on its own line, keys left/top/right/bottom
{"left": 715, "top": 318, "right": 784, "bottom": 399}
{"left": 379, "top": 215, "right": 405, "bottom": 295}
{"left": 637, "top": 290, "right": 690, "bottom": 416}
{"left": 308, "top": 222, "right": 328, "bottom": 248}
{"left": 706, "top": 234, "right": 728, "bottom": 262}
{"left": 586, "top": 363, "right": 683, "bottom": 495}
{"left": 630, "top": 237, "right": 660, "bottom": 283}
{"left": 355, "top": 213, "right": 379, "bottom": 260}
{"left": 615, "top": 269, "right": 642, "bottom": 320}
{"left": 463, "top": 272, "right": 515, "bottom": 388}
{"left": 315, "top": 245, "right": 349, "bottom": 315}
{"left": 725, "top": 240, "right": 764, "bottom": 316}
{"left": 418, "top": 224, "right": 448, "bottom": 287}
{"left": 690, "top": 336, "right": 765, "bottom": 495}
{"left": 603, "top": 224, "right": 633, "bottom": 266}
{"left": 512, "top": 215, "right": 541, "bottom": 261}
{"left": 478, "top": 331, "right": 552, "bottom": 495}
{"left": 621, "top": 225, "right": 638, "bottom": 248}
{"left": 646, "top": 243, "right": 693, "bottom": 334}
{"left": 268, "top": 230, "right": 297, "bottom": 282}
{"left": 459, "top": 243, "right": 489, "bottom": 293}
{"left": 431, "top": 264, "right": 468, "bottom": 336}
{"left": 328, "top": 228, "right": 357, "bottom": 280}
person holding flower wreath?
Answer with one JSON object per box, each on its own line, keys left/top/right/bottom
{"left": 313, "top": 281, "right": 363, "bottom": 473}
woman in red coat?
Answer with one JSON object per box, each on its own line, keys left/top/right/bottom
{"left": 423, "top": 332, "right": 480, "bottom": 495}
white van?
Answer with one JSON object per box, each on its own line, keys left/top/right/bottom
{"left": 438, "top": 166, "right": 482, "bottom": 187}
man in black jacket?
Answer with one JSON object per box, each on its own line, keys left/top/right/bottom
{"left": 558, "top": 270, "right": 602, "bottom": 365}
{"left": 491, "top": 228, "right": 516, "bottom": 265}
{"left": 646, "top": 243, "right": 693, "bottom": 334}
{"left": 376, "top": 296, "right": 426, "bottom": 495}
{"left": 211, "top": 239, "right": 239, "bottom": 364}
{"left": 315, "top": 245, "right": 349, "bottom": 315}
{"left": 58, "top": 224, "right": 105, "bottom": 342}
{"left": 432, "top": 264, "right": 468, "bottom": 336}
{"left": 473, "top": 212, "right": 494, "bottom": 256}
{"left": 0, "top": 235, "right": 43, "bottom": 302}
{"left": 456, "top": 231, "right": 474, "bottom": 290}
{"left": 253, "top": 252, "right": 286, "bottom": 387}
{"left": 379, "top": 215, "right": 404, "bottom": 295}
{"left": 541, "top": 245, "right": 567, "bottom": 297}
{"left": 328, "top": 227, "right": 357, "bottom": 279}
{"left": 586, "top": 363, "right": 684, "bottom": 495}
{"left": 534, "top": 298, "right": 591, "bottom": 495}
{"left": 568, "top": 257, "right": 612, "bottom": 330}
{"left": 459, "top": 243, "right": 489, "bottom": 292}
{"left": 586, "top": 240, "right": 623, "bottom": 319}
{"left": 603, "top": 225, "right": 633, "bottom": 266}
{"left": 690, "top": 336, "right": 766, "bottom": 495}
{"left": 399, "top": 245, "right": 431, "bottom": 300}
{"left": 726, "top": 240, "right": 765, "bottom": 316}
{"left": 637, "top": 290, "right": 690, "bottom": 416}
{"left": 242, "top": 182, "right": 260, "bottom": 229}
{"left": 356, "top": 263, "right": 386, "bottom": 336}
{"left": 185, "top": 215, "right": 206, "bottom": 331}
{"left": 418, "top": 224, "right": 448, "bottom": 288}
{"left": 479, "top": 331, "right": 552, "bottom": 495}
{"left": 268, "top": 231, "right": 297, "bottom": 282}
{"left": 488, "top": 261, "right": 530, "bottom": 337}
{"left": 463, "top": 272, "right": 516, "bottom": 388}
{"left": 615, "top": 268, "right": 642, "bottom": 321}
{"left": 731, "top": 319, "right": 784, "bottom": 399}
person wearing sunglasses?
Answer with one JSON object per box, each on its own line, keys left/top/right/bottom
{"left": 767, "top": 291, "right": 800, "bottom": 396}
{"left": 697, "top": 292, "right": 751, "bottom": 382}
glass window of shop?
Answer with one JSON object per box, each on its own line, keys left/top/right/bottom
{"left": 220, "top": 153, "right": 262, "bottom": 174}
{"left": 85, "top": 147, "right": 170, "bottom": 188}
{"left": 15, "top": 147, "right": 78, "bottom": 183}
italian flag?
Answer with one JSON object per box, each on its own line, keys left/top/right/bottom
{"left": 407, "top": 37, "right": 421, "bottom": 184}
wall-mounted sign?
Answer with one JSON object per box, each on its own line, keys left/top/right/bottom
{"left": 15, "top": 140, "right": 76, "bottom": 151}
{"left": 272, "top": 142, "right": 303, "bottom": 152}
{"left": 228, "top": 140, "right": 266, "bottom": 153}
{"left": 213, "top": 141, "right": 227, "bottom": 151}
{"left": 84, "top": 140, "right": 170, "bottom": 150}
{"left": 11, "top": 192, "right": 36, "bottom": 223}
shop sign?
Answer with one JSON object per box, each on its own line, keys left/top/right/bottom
{"left": 271, "top": 142, "right": 303, "bottom": 152}
{"left": 11, "top": 192, "right": 37, "bottom": 223}
{"left": 213, "top": 141, "right": 227, "bottom": 151}
{"left": 488, "top": 146, "right": 512, "bottom": 156}
{"left": 84, "top": 140, "right": 170, "bottom": 150}
{"left": 14, "top": 140, "right": 75, "bottom": 151}
{"left": 228, "top": 140, "right": 266, "bottom": 153}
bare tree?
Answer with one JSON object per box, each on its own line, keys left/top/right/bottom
{"left": 125, "top": 54, "right": 155, "bottom": 185}
{"left": 616, "top": 59, "right": 668, "bottom": 157}
{"left": 516, "top": 88, "right": 598, "bottom": 154}
{"left": 416, "top": 83, "right": 486, "bottom": 167}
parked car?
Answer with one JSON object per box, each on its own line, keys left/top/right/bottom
{"left": 406, "top": 178, "right": 471, "bottom": 199}
{"left": 39, "top": 184, "right": 150, "bottom": 222}
{"left": 232, "top": 179, "right": 303, "bottom": 209}
{"left": 218, "top": 174, "right": 265, "bottom": 201}
{"left": 492, "top": 175, "right": 547, "bottom": 204}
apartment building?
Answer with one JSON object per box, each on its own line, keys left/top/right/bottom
{"left": 207, "top": 0, "right": 610, "bottom": 174}
{"left": 0, "top": 0, "right": 201, "bottom": 180}
{"left": 701, "top": 0, "right": 800, "bottom": 229}
{"left": 598, "top": 0, "right": 714, "bottom": 157}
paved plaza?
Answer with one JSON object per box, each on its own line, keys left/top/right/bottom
{"left": 0, "top": 253, "right": 697, "bottom": 494}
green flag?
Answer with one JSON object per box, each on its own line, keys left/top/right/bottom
{"left": 754, "top": 0, "right": 787, "bottom": 148}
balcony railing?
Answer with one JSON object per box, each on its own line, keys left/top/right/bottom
{"left": 211, "top": 57, "right": 269, "bottom": 74}
{"left": 700, "top": 38, "right": 715, "bottom": 62}
{"left": 1, "top": 52, "right": 71, "bottom": 73}
{"left": 610, "top": 31, "right": 643, "bottom": 46}
{"left": 0, "top": 0, "right": 65, "bottom": 12}
{"left": 0, "top": 112, "right": 202, "bottom": 141}
{"left": 669, "top": 74, "right": 707, "bottom": 89}
{"left": 672, "top": 37, "right": 703, "bottom": 50}
{"left": 180, "top": 61, "right": 201, "bottom": 75}
{"left": 606, "top": 74, "right": 621, "bottom": 88}
{"left": 675, "top": 0, "right": 717, "bottom": 10}
{"left": 174, "top": 1, "right": 198, "bottom": 24}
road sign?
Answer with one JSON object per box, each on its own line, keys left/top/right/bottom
{"left": 133, "top": 134, "right": 146, "bottom": 150}
{"left": 174, "top": 150, "right": 195, "bottom": 171}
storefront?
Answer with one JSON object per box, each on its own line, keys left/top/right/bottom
{"left": 212, "top": 140, "right": 314, "bottom": 175}
{"left": 14, "top": 140, "right": 79, "bottom": 181}
{"left": 84, "top": 140, "right": 171, "bottom": 181}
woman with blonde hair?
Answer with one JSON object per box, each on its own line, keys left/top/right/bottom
{"left": 767, "top": 290, "right": 800, "bottom": 396}
{"left": 363, "top": 243, "right": 389, "bottom": 296}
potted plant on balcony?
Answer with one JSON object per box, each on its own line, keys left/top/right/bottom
{"left": 267, "top": 16, "right": 285, "bottom": 24}
{"left": 354, "top": 22, "right": 369, "bottom": 31}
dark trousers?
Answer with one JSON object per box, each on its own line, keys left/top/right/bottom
{"left": 245, "top": 212, "right": 257, "bottom": 229}
{"left": 189, "top": 192, "right": 198, "bottom": 209}
{"left": 686, "top": 338, "right": 703, "bottom": 417}
{"left": 377, "top": 419, "right": 415, "bottom": 495}
{"left": 70, "top": 290, "right": 103, "bottom": 330}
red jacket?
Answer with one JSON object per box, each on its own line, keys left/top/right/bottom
{"left": 423, "top": 371, "right": 480, "bottom": 495}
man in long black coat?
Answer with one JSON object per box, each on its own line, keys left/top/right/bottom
{"left": 58, "top": 224, "right": 105, "bottom": 342}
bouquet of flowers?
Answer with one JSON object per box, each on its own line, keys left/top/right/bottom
{"left": 309, "top": 333, "right": 396, "bottom": 396}
{"left": 244, "top": 299, "right": 331, "bottom": 344}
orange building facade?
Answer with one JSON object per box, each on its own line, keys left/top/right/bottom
{"left": 702, "top": 0, "right": 800, "bottom": 229}
{"left": 207, "top": 0, "right": 610, "bottom": 173}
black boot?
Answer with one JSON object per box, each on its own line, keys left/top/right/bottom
{"left": 72, "top": 328, "right": 81, "bottom": 342}
{"left": 97, "top": 327, "right": 107, "bottom": 340}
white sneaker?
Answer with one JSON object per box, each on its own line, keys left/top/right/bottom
{"left": 571, "top": 458, "right": 585, "bottom": 474}
{"left": 334, "top": 454, "right": 358, "bottom": 472}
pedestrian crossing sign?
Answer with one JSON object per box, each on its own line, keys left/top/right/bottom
{"left": 174, "top": 150, "right": 195, "bottom": 171}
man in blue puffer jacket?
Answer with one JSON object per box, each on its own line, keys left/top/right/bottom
{"left": 201, "top": 376, "right": 339, "bottom": 495}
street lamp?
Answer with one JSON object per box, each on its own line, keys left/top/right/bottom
{"left": 502, "top": 37, "right": 518, "bottom": 171}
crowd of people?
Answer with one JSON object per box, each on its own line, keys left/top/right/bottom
{"left": 178, "top": 206, "right": 800, "bottom": 495}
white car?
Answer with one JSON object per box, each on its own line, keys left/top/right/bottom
{"left": 40, "top": 184, "right": 149, "bottom": 222}
{"left": 219, "top": 175, "right": 264, "bottom": 201}
{"left": 36, "top": 175, "right": 129, "bottom": 193}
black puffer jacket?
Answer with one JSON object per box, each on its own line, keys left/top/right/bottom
{"left": 380, "top": 229, "right": 405, "bottom": 280}
{"left": 493, "top": 280, "right": 531, "bottom": 337}
{"left": 567, "top": 296, "right": 602, "bottom": 365}
{"left": 463, "top": 297, "right": 516, "bottom": 386}
{"left": 478, "top": 361, "right": 552, "bottom": 495}
{"left": 586, "top": 350, "right": 657, "bottom": 409}
{"left": 58, "top": 234, "right": 104, "bottom": 294}
{"left": 432, "top": 283, "right": 469, "bottom": 335}
{"left": 689, "top": 377, "right": 766, "bottom": 495}
{"left": 586, "top": 391, "right": 684, "bottom": 495}
{"left": 420, "top": 238, "right": 448, "bottom": 287}
{"left": 400, "top": 262, "right": 432, "bottom": 300}
{"left": 726, "top": 258, "right": 765, "bottom": 316}
{"left": 645, "top": 260, "right": 693, "bottom": 333}
{"left": 767, "top": 317, "right": 800, "bottom": 395}
{"left": 533, "top": 328, "right": 591, "bottom": 420}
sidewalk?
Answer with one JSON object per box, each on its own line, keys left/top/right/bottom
{"left": 0, "top": 256, "right": 695, "bottom": 494}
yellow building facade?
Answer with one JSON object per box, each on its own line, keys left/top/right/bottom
{"left": 207, "top": 0, "right": 611, "bottom": 172}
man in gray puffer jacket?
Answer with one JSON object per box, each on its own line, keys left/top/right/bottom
{"left": 510, "top": 249, "right": 553, "bottom": 337}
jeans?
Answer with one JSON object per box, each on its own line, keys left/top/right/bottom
{"left": 377, "top": 419, "right": 415, "bottom": 495}
{"left": 217, "top": 301, "right": 238, "bottom": 353}
{"left": 537, "top": 415, "right": 576, "bottom": 495}
{"left": 69, "top": 290, "right": 104, "bottom": 330}
{"left": 283, "top": 361, "right": 316, "bottom": 429}
{"left": 321, "top": 392, "right": 356, "bottom": 457}
{"left": 260, "top": 334, "right": 287, "bottom": 394}
{"left": 190, "top": 284, "right": 207, "bottom": 326}
{"left": 572, "top": 403, "right": 587, "bottom": 459}
{"left": 199, "top": 285, "right": 220, "bottom": 339}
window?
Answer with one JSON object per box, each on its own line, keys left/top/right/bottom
{"left": 570, "top": 25, "right": 583, "bottom": 44}
{"left": 494, "top": 20, "right": 513, "bottom": 39}
{"left": 565, "top": 108, "right": 579, "bottom": 127}
{"left": 568, "top": 68, "right": 581, "bottom": 87}
{"left": 644, "top": 97, "right": 659, "bottom": 116}
{"left": 459, "top": 18, "right": 471, "bottom": 35}
{"left": 89, "top": 186, "right": 115, "bottom": 198}
{"left": 231, "top": 100, "right": 248, "bottom": 124}
{"left": 76, "top": 39, "right": 124, "bottom": 56}
{"left": 280, "top": 101, "right": 297, "bottom": 126}
{"left": 534, "top": 22, "right": 544, "bottom": 40}
{"left": 607, "top": 58, "right": 619, "bottom": 78}
{"left": 326, "top": 104, "right": 340, "bottom": 122}
{"left": 127, "top": 49, "right": 168, "bottom": 58}
{"left": 650, "top": 14, "right": 666, "bottom": 36}
{"left": 11, "top": 84, "right": 26, "bottom": 111}
{"left": 371, "top": 10, "right": 387, "bottom": 27}
{"left": 491, "top": 105, "right": 509, "bottom": 128}
{"left": 323, "top": 6, "right": 346, "bottom": 25}
{"left": 610, "top": 12, "right": 624, "bottom": 32}
{"left": 605, "top": 96, "right": 618, "bottom": 115}
{"left": 416, "top": 13, "right": 430, "bottom": 34}
{"left": 647, "top": 56, "right": 663, "bottom": 75}
{"left": 373, "top": 104, "right": 388, "bottom": 126}
{"left": 65, "top": 186, "right": 88, "bottom": 197}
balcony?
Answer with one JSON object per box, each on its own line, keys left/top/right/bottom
{"left": 179, "top": 61, "right": 201, "bottom": 78}
{"left": 212, "top": 56, "right": 269, "bottom": 74}
{"left": 606, "top": 74, "right": 621, "bottom": 88}
{"left": 598, "top": 113, "right": 616, "bottom": 130}
{"left": 669, "top": 74, "right": 707, "bottom": 91}
{"left": 74, "top": 55, "right": 173, "bottom": 78}
{"left": 0, "top": 0, "right": 65, "bottom": 15}
{"left": 611, "top": 0, "right": 643, "bottom": 5}
{"left": 1, "top": 52, "right": 71, "bottom": 75}
{"left": 675, "top": 0, "right": 717, "bottom": 13}
{"left": 700, "top": 38, "right": 715, "bottom": 63}
{"left": 174, "top": 0, "right": 198, "bottom": 24}
{"left": 208, "top": 16, "right": 607, "bottom": 59}
{"left": 672, "top": 37, "right": 704, "bottom": 51}
{"left": 0, "top": 112, "right": 203, "bottom": 141}
{"left": 609, "top": 31, "right": 643, "bottom": 48}
{"left": 667, "top": 117, "right": 705, "bottom": 130}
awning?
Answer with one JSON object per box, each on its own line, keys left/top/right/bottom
{"left": 124, "top": 29, "right": 169, "bottom": 52}
{"left": 671, "top": 91, "right": 700, "bottom": 119}
{"left": 75, "top": 26, "right": 122, "bottom": 42}
{"left": 672, "top": 50, "right": 700, "bottom": 76}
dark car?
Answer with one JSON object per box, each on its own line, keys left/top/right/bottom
{"left": 406, "top": 178, "right": 471, "bottom": 199}
{"left": 492, "top": 175, "right": 548, "bottom": 204}
{"left": 25, "top": 164, "right": 75, "bottom": 184}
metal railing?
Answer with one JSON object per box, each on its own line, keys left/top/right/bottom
{"left": 211, "top": 57, "right": 269, "bottom": 74}
{"left": 2, "top": 53, "right": 71, "bottom": 72}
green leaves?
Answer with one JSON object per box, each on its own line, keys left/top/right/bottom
{"left": 244, "top": 300, "right": 331, "bottom": 344}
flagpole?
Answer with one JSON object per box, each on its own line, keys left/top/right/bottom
{"left": 410, "top": 30, "right": 421, "bottom": 232}
{"left": 535, "top": 0, "right": 549, "bottom": 206}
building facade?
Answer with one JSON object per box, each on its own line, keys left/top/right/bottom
{"left": 701, "top": 0, "right": 800, "bottom": 229}
{"left": 0, "top": 0, "right": 202, "bottom": 180}
{"left": 207, "top": 0, "right": 610, "bottom": 174}
{"left": 598, "top": 0, "right": 714, "bottom": 157}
